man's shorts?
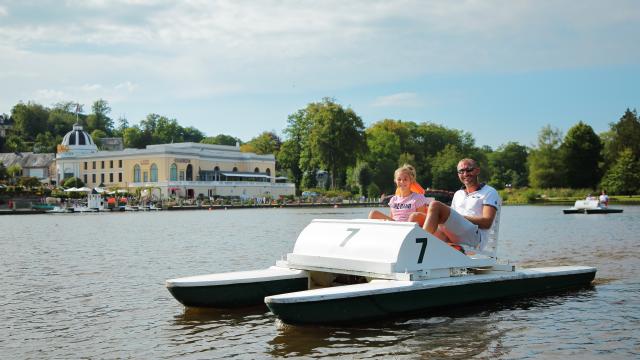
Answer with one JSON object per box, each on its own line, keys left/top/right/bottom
{"left": 439, "top": 208, "right": 481, "bottom": 248}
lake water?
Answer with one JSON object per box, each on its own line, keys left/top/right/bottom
{"left": 1, "top": 206, "right": 639, "bottom": 359}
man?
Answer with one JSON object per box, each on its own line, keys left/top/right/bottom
{"left": 598, "top": 190, "right": 609, "bottom": 207}
{"left": 422, "top": 158, "right": 501, "bottom": 251}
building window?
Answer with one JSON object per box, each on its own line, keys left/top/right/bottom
{"left": 170, "top": 164, "right": 177, "bottom": 181}
{"left": 110, "top": 160, "right": 113, "bottom": 169}
{"left": 84, "top": 162, "right": 88, "bottom": 170}
{"left": 254, "top": 167, "right": 259, "bottom": 173}
{"left": 83, "top": 174, "right": 88, "bottom": 184}
{"left": 134, "top": 165, "right": 141, "bottom": 182}
{"left": 101, "top": 173, "right": 105, "bottom": 184}
{"left": 118, "top": 160, "right": 122, "bottom": 168}
{"left": 233, "top": 167, "right": 238, "bottom": 172}
{"left": 109, "top": 173, "right": 113, "bottom": 182}
{"left": 143, "top": 171, "right": 148, "bottom": 182}
{"left": 101, "top": 161, "right": 105, "bottom": 169}
{"left": 266, "top": 168, "right": 271, "bottom": 176}
{"left": 150, "top": 164, "right": 158, "bottom": 182}
{"left": 179, "top": 171, "right": 185, "bottom": 181}
{"left": 92, "top": 161, "right": 96, "bottom": 170}
{"left": 118, "top": 173, "right": 122, "bottom": 182}
{"left": 92, "top": 174, "right": 96, "bottom": 183}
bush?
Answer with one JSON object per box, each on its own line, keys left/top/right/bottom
{"left": 367, "top": 183, "right": 381, "bottom": 198}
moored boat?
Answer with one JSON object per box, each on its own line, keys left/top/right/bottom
{"left": 166, "top": 219, "right": 596, "bottom": 325}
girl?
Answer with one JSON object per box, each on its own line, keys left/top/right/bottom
{"left": 368, "top": 164, "right": 429, "bottom": 223}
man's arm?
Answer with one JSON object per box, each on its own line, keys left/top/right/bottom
{"left": 463, "top": 205, "right": 497, "bottom": 229}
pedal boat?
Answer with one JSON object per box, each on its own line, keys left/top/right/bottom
{"left": 563, "top": 199, "right": 623, "bottom": 214}
{"left": 166, "top": 219, "right": 596, "bottom": 325}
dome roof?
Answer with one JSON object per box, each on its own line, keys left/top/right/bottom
{"left": 58, "top": 123, "right": 98, "bottom": 158}
{"left": 62, "top": 123, "right": 96, "bottom": 147}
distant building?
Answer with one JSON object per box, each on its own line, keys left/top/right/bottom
{"left": 99, "top": 137, "right": 124, "bottom": 151}
{"left": 0, "top": 152, "right": 56, "bottom": 182}
{"left": 0, "top": 114, "right": 13, "bottom": 137}
{"left": 55, "top": 123, "right": 295, "bottom": 198}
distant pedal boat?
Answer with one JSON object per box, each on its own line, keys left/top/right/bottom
{"left": 166, "top": 219, "right": 596, "bottom": 325}
{"left": 563, "top": 199, "right": 623, "bottom": 214}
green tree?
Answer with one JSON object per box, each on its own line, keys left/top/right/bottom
{"left": 364, "top": 119, "right": 479, "bottom": 192}
{"left": 91, "top": 129, "right": 108, "bottom": 149}
{"left": 113, "top": 116, "right": 129, "bottom": 138}
{"left": 33, "top": 132, "right": 60, "bottom": 153}
{"left": 7, "top": 164, "right": 22, "bottom": 184}
{"left": 603, "top": 109, "right": 640, "bottom": 166}
{"left": 63, "top": 176, "right": 85, "bottom": 188}
{"left": 85, "top": 99, "right": 113, "bottom": 134}
{"left": 561, "top": 121, "right": 602, "bottom": 188}
{"left": 123, "top": 126, "right": 144, "bottom": 148}
{"left": 277, "top": 140, "right": 304, "bottom": 189}
{"left": 307, "top": 98, "right": 366, "bottom": 188}
{"left": 0, "top": 161, "right": 7, "bottom": 180}
{"left": 201, "top": 134, "right": 241, "bottom": 146}
{"left": 599, "top": 148, "right": 640, "bottom": 195}
{"left": 278, "top": 106, "right": 317, "bottom": 190}
{"left": 365, "top": 120, "right": 403, "bottom": 193}
{"left": 528, "top": 125, "right": 566, "bottom": 188}
{"left": 430, "top": 144, "right": 465, "bottom": 190}
{"left": 241, "top": 131, "right": 281, "bottom": 155}
{"left": 182, "top": 126, "right": 205, "bottom": 143}
{"left": 367, "top": 182, "right": 381, "bottom": 198}
{"left": 48, "top": 103, "right": 78, "bottom": 138}
{"left": 11, "top": 102, "right": 49, "bottom": 139}
{"left": 488, "top": 142, "right": 529, "bottom": 189}
{"left": 351, "top": 161, "right": 372, "bottom": 196}
{"left": 19, "top": 176, "right": 41, "bottom": 188}
{"left": 301, "top": 170, "right": 318, "bottom": 189}
{"left": 4, "top": 134, "right": 28, "bottom": 152}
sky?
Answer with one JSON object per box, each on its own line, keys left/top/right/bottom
{"left": 1, "top": 0, "right": 639, "bottom": 149}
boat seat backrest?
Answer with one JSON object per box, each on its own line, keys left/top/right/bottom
{"left": 480, "top": 198, "right": 501, "bottom": 258}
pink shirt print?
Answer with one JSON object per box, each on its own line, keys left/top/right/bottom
{"left": 389, "top": 192, "right": 429, "bottom": 222}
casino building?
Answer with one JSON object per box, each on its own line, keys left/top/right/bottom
{"left": 55, "top": 123, "right": 295, "bottom": 199}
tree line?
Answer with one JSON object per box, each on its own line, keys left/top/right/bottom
{"left": 1, "top": 98, "right": 639, "bottom": 195}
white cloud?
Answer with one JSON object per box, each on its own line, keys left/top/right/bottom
{"left": 33, "top": 89, "right": 68, "bottom": 103}
{"left": 1, "top": 0, "right": 639, "bottom": 122}
{"left": 372, "top": 92, "right": 423, "bottom": 107}
{"left": 115, "top": 81, "right": 138, "bottom": 93}
{"left": 81, "top": 84, "right": 103, "bottom": 92}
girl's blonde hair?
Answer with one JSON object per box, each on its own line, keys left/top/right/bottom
{"left": 394, "top": 164, "right": 416, "bottom": 184}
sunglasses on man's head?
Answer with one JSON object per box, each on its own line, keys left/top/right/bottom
{"left": 457, "top": 167, "right": 475, "bottom": 174}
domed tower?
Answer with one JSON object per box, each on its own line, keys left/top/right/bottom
{"left": 58, "top": 123, "right": 98, "bottom": 158}
{"left": 56, "top": 122, "right": 99, "bottom": 185}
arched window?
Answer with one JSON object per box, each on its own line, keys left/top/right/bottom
{"left": 232, "top": 167, "right": 238, "bottom": 172}
{"left": 170, "top": 164, "right": 177, "bottom": 181}
{"left": 186, "top": 164, "right": 193, "bottom": 181}
{"left": 254, "top": 167, "right": 260, "bottom": 173}
{"left": 133, "top": 164, "right": 141, "bottom": 182}
{"left": 150, "top": 163, "right": 158, "bottom": 182}
{"left": 265, "top": 168, "right": 271, "bottom": 176}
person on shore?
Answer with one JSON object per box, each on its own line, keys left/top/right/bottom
{"left": 368, "top": 164, "right": 429, "bottom": 223}
{"left": 599, "top": 190, "right": 609, "bottom": 207}
{"left": 421, "top": 158, "right": 500, "bottom": 252}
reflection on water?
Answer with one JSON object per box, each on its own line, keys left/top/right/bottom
{"left": 1, "top": 206, "right": 639, "bottom": 358}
